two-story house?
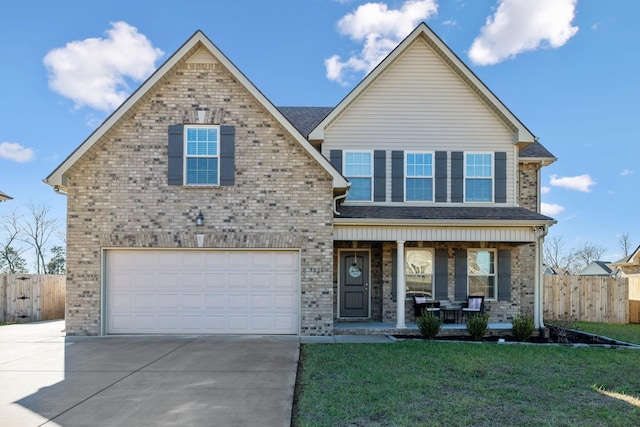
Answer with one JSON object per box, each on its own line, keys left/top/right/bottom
{"left": 45, "top": 23, "right": 555, "bottom": 336}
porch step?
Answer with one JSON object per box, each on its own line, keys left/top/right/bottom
{"left": 333, "top": 321, "right": 512, "bottom": 337}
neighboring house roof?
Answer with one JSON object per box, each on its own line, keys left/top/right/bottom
{"left": 335, "top": 205, "right": 555, "bottom": 224}
{"left": 610, "top": 245, "right": 640, "bottom": 267}
{"left": 44, "top": 31, "right": 349, "bottom": 192}
{"left": 578, "top": 261, "right": 613, "bottom": 276}
{"left": 0, "top": 190, "right": 12, "bottom": 202}
{"left": 309, "top": 22, "right": 540, "bottom": 149}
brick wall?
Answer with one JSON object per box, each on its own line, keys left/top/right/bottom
{"left": 64, "top": 49, "right": 334, "bottom": 335}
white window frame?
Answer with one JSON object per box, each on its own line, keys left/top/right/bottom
{"left": 405, "top": 248, "right": 434, "bottom": 298}
{"left": 404, "top": 151, "right": 434, "bottom": 202}
{"left": 184, "top": 125, "right": 220, "bottom": 186}
{"left": 467, "top": 249, "right": 497, "bottom": 300}
{"left": 464, "top": 152, "right": 494, "bottom": 203}
{"left": 343, "top": 150, "right": 373, "bottom": 202}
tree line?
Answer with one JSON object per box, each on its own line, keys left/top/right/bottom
{"left": 544, "top": 232, "right": 633, "bottom": 275}
{"left": 0, "top": 202, "right": 65, "bottom": 274}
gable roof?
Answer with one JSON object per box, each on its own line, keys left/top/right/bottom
{"left": 44, "top": 31, "right": 348, "bottom": 191}
{"left": 308, "top": 22, "right": 538, "bottom": 148}
{"left": 611, "top": 245, "right": 640, "bottom": 267}
{"left": 279, "top": 107, "right": 333, "bottom": 138}
{"left": 0, "top": 190, "right": 12, "bottom": 202}
{"left": 578, "top": 260, "right": 614, "bottom": 276}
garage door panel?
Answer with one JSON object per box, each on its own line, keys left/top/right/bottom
{"left": 107, "top": 250, "right": 299, "bottom": 334}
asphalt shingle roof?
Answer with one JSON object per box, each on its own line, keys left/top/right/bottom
{"left": 336, "top": 205, "right": 554, "bottom": 222}
{"left": 520, "top": 141, "right": 555, "bottom": 159}
{"left": 278, "top": 107, "right": 333, "bottom": 138}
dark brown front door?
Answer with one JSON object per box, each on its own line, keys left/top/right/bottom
{"left": 340, "top": 251, "right": 369, "bottom": 317}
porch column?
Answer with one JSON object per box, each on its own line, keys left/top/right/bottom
{"left": 396, "top": 240, "right": 406, "bottom": 329}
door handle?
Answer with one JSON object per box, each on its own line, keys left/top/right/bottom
{"left": 364, "top": 283, "right": 369, "bottom": 291}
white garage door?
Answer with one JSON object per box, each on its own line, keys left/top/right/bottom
{"left": 106, "top": 249, "right": 300, "bottom": 334}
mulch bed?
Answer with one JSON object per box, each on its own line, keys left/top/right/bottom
{"left": 393, "top": 328, "right": 636, "bottom": 347}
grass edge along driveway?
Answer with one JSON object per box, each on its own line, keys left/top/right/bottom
{"left": 293, "top": 341, "right": 640, "bottom": 427}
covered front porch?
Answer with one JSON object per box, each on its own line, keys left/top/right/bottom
{"left": 332, "top": 218, "right": 550, "bottom": 334}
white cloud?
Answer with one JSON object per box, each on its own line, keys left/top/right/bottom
{"left": 468, "top": 0, "right": 579, "bottom": 66}
{"left": 620, "top": 169, "right": 633, "bottom": 176}
{"left": 541, "top": 186, "right": 551, "bottom": 194}
{"left": 43, "top": 21, "right": 164, "bottom": 112}
{"left": 325, "top": 0, "right": 438, "bottom": 85}
{"left": 541, "top": 202, "right": 564, "bottom": 216}
{"left": 0, "top": 142, "right": 35, "bottom": 163}
{"left": 550, "top": 174, "right": 596, "bottom": 192}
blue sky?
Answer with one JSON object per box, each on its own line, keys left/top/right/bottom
{"left": 0, "top": 0, "right": 638, "bottom": 267}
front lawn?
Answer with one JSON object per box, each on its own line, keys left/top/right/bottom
{"left": 294, "top": 342, "right": 640, "bottom": 426}
{"left": 573, "top": 322, "right": 640, "bottom": 345}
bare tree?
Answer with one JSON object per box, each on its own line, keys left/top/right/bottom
{"left": 618, "top": 232, "right": 633, "bottom": 258}
{"left": 22, "top": 202, "right": 59, "bottom": 274}
{"left": 0, "top": 209, "right": 29, "bottom": 273}
{"left": 544, "top": 235, "right": 576, "bottom": 273}
{"left": 573, "top": 241, "right": 606, "bottom": 271}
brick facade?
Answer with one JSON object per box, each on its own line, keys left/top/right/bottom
{"left": 64, "top": 50, "right": 335, "bottom": 335}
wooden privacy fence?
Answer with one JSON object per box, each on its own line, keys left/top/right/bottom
{"left": 544, "top": 275, "right": 629, "bottom": 324}
{"left": 0, "top": 275, "right": 66, "bottom": 322}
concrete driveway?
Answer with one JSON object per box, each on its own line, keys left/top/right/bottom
{"left": 0, "top": 321, "right": 299, "bottom": 427}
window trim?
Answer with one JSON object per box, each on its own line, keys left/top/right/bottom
{"left": 467, "top": 248, "right": 497, "bottom": 301}
{"left": 405, "top": 247, "right": 435, "bottom": 298}
{"left": 343, "top": 150, "right": 373, "bottom": 202}
{"left": 183, "top": 125, "right": 220, "bottom": 186}
{"left": 404, "top": 151, "right": 434, "bottom": 202}
{"left": 464, "top": 152, "right": 494, "bottom": 203}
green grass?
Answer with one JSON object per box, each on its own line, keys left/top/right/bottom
{"left": 573, "top": 322, "right": 640, "bottom": 345}
{"left": 294, "top": 342, "right": 640, "bottom": 426}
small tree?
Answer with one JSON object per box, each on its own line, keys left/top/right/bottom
{"left": 46, "top": 245, "right": 66, "bottom": 275}
{"left": 0, "top": 246, "right": 28, "bottom": 274}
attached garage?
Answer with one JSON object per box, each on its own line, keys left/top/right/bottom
{"left": 105, "top": 249, "right": 300, "bottom": 335}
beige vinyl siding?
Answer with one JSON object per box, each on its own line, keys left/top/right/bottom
{"left": 333, "top": 225, "right": 537, "bottom": 243}
{"left": 322, "top": 38, "right": 517, "bottom": 205}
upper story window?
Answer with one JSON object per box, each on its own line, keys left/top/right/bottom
{"left": 405, "top": 152, "right": 433, "bottom": 201}
{"left": 468, "top": 249, "right": 496, "bottom": 299}
{"left": 465, "top": 153, "right": 493, "bottom": 202}
{"left": 405, "top": 248, "right": 434, "bottom": 297}
{"left": 185, "top": 126, "right": 219, "bottom": 185}
{"left": 344, "top": 151, "right": 372, "bottom": 201}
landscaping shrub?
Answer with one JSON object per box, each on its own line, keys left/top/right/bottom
{"left": 512, "top": 314, "right": 535, "bottom": 342}
{"left": 466, "top": 313, "right": 489, "bottom": 340}
{"left": 416, "top": 309, "right": 441, "bottom": 339}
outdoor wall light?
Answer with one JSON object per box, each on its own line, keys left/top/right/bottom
{"left": 195, "top": 211, "right": 204, "bottom": 226}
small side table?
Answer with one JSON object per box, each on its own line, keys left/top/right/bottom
{"left": 441, "top": 307, "right": 461, "bottom": 324}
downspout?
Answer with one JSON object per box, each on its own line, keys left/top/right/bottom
{"left": 333, "top": 192, "right": 348, "bottom": 216}
{"left": 534, "top": 224, "right": 549, "bottom": 333}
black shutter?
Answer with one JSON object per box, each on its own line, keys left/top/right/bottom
{"left": 168, "top": 124, "right": 184, "bottom": 186}
{"left": 495, "top": 152, "right": 507, "bottom": 203}
{"left": 374, "top": 150, "right": 386, "bottom": 202}
{"left": 434, "top": 249, "right": 448, "bottom": 300}
{"left": 391, "top": 250, "right": 397, "bottom": 302}
{"left": 391, "top": 150, "right": 404, "bottom": 202}
{"left": 498, "top": 249, "right": 512, "bottom": 301}
{"left": 220, "top": 126, "right": 235, "bottom": 186}
{"left": 330, "top": 150, "right": 342, "bottom": 173}
{"left": 454, "top": 249, "right": 467, "bottom": 301}
{"left": 435, "top": 151, "right": 447, "bottom": 202}
{"left": 451, "top": 151, "right": 463, "bottom": 203}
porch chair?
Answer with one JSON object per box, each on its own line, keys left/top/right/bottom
{"left": 461, "top": 295, "right": 484, "bottom": 321}
{"left": 413, "top": 295, "right": 440, "bottom": 318}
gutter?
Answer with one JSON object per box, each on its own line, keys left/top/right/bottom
{"left": 333, "top": 218, "right": 557, "bottom": 227}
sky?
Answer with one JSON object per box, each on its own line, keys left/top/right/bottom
{"left": 0, "top": 0, "right": 638, "bottom": 268}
